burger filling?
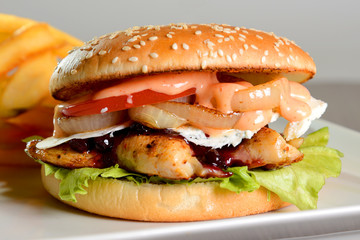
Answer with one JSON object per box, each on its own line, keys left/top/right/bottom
{"left": 28, "top": 72, "right": 327, "bottom": 180}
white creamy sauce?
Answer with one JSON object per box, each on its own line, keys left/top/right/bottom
{"left": 36, "top": 97, "right": 326, "bottom": 150}
{"left": 36, "top": 123, "right": 130, "bottom": 149}
{"left": 283, "top": 97, "right": 327, "bottom": 141}
{"left": 172, "top": 112, "right": 279, "bottom": 148}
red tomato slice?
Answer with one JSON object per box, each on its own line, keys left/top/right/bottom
{"left": 62, "top": 88, "right": 196, "bottom": 117}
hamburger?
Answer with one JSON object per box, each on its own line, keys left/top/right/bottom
{"left": 25, "top": 23, "right": 342, "bottom": 222}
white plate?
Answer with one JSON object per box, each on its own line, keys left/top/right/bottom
{"left": 1, "top": 119, "right": 360, "bottom": 240}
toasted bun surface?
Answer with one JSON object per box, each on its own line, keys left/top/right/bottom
{"left": 51, "top": 23, "right": 316, "bottom": 101}
{"left": 41, "top": 165, "right": 290, "bottom": 222}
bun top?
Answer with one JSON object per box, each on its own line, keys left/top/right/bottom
{"left": 50, "top": 23, "right": 316, "bottom": 101}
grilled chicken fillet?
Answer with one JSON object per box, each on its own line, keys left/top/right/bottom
{"left": 26, "top": 127, "right": 303, "bottom": 179}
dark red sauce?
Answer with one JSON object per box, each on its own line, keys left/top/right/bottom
{"left": 68, "top": 123, "right": 251, "bottom": 176}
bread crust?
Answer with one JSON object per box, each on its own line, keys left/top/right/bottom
{"left": 50, "top": 23, "right": 316, "bottom": 101}
{"left": 41, "top": 165, "right": 290, "bottom": 222}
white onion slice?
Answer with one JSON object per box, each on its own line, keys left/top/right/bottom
{"left": 57, "top": 110, "right": 127, "bottom": 135}
{"left": 128, "top": 105, "right": 187, "bottom": 129}
{"left": 153, "top": 101, "right": 241, "bottom": 129}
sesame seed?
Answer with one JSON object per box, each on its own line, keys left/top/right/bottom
{"left": 239, "top": 48, "right": 244, "bottom": 55}
{"left": 109, "top": 33, "right": 118, "bottom": 39}
{"left": 172, "top": 43, "right": 178, "bottom": 50}
{"left": 112, "top": 57, "right": 119, "bottom": 64}
{"left": 264, "top": 50, "right": 269, "bottom": 56}
{"left": 98, "top": 50, "right": 107, "bottom": 55}
{"left": 209, "top": 51, "right": 214, "bottom": 58}
{"left": 250, "top": 44, "right": 258, "bottom": 50}
{"left": 169, "top": 32, "right": 175, "bottom": 35}
{"left": 278, "top": 52, "right": 284, "bottom": 57}
{"left": 274, "top": 46, "right": 279, "bottom": 52}
{"left": 256, "top": 35, "right": 263, "bottom": 40}
{"left": 201, "top": 60, "right": 207, "bottom": 69}
{"left": 215, "top": 34, "right": 224, "bottom": 38}
{"left": 289, "top": 55, "right": 295, "bottom": 61}
{"left": 85, "top": 51, "right": 93, "bottom": 59}
{"left": 140, "top": 41, "right": 146, "bottom": 46}
{"left": 286, "top": 57, "right": 290, "bottom": 63}
{"left": 235, "top": 27, "right": 240, "bottom": 31}
{"left": 239, "top": 33, "right": 246, "bottom": 39}
{"left": 218, "top": 49, "right": 224, "bottom": 57}
{"left": 133, "top": 44, "right": 141, "bottom": 49}
{"left": 142, "top": 65, "right": 148, "bottom": 73}
{"left": 141, "top": 33, "right": 148, "bottom": 37}
{"left": 195, "top": 30, "right": 202, "bottom": 35}
{"left": 229, "top": 35, "right": 235, "bottom": 41}
{"left": 71, "top": 69, "right": 77, "bottom": 75}
{"left": 191, "top": 25, "right": 198, "bottom": 29}
{"left": 128, "top": 37, "right": 137, "bottom": 43}
{"left": 244, "top": 44, "right": 249, "bottom": 50}
{"left": 218, "top": 39, "right": 223, "bottom": 43}
{"left": 149, "top": 52, "right": 159, "bottom": 58}
{"left": 122, "top": 46, "right": 131, "bottom": 51}
{"left": 182, "top": 43, "right": 190, "bottom": 50}
{"left": 149, "top": 36, "right": 158, "bottom": 41}
{"left": 202, "top": 52, "right": 209, "bottom": 57}
{"left": 232, "top": 53, "right": 237, "bottom": 61}
{"left": 224, "top": 37, "right": 230, "bottom": 42}
{"left": 226, "top": 55, "right": 232, "bottom": 63}
{"left": 238, "top": 37, "right": 245, "bottom": 42}
{"left": 261, "top": 56, "right": 266, "bottom": 63}
{"left": 289, "top": 47, "right": 293, "bottom": 52}
{"left": 166, "top": 34, "right": 173, "bottom": 38}
{"left": 241, "top": 30, "right": 249, "bottom": 34}
{"left": 100, "top": 107, "right": 108, "bottom": 114}
{"left": 155, "top": 25, "right": 161, "bottom": 31}
{"left": 128, "top": 57, "right": 138, "bottom": 62}
{"left": 275, "top": 63, "right": 281, "bottom": 67}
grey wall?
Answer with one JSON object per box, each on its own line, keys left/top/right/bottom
{"left": 2, "top": 0, "right": 359, "bottom": 83}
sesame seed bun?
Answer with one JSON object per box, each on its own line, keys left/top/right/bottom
{"left": 50, "top": 23, "right": 316, "bottom": 101}
{"left": 41, "top": 165, "right": 290, "bottom": 221}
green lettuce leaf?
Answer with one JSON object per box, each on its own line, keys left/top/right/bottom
{"left": 249, "top": 127, "right": 342, "bottom": 210}
{"left": 38, "top": 127, "right": 342, "bottom": 210}
{"left": 40, "top": 161, "right": 259, "bottom": 202}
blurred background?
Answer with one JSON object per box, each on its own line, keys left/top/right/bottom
{"left": 1, "top": 0, "right": 359, "bottom": 131}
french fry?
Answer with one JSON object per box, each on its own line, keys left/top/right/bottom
{"left": 0, "top": 13, "right": 35, "bottom": 33}
{"left": 52, "top": 42, "right": 77, "bottom": 58}
{"left": 47, "top": 25, "right": 82, "bottom": 48}
{"left": 0, "top": 14, "right": 83, "bottom": 166}
{"left": 0, "top": 22, "right": 66, "bottom": 76}
{"left": 0, "top": 75, "right": 18, "bottom": 117}
{"left": 1, "top": 51, "right": 57, "bottom": 110}
{"left": 0, "top": 32, "right": 10, "bottom": 42}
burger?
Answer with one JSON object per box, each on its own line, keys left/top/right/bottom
{"left": 25, "top": 23, "right": 342, "bottom": 222}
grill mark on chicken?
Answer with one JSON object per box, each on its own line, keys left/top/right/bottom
{"left": 26, "top": 140, "right": 106, "bottom": 168}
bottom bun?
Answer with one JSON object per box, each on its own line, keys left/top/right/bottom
{"left": 41, "top": 165, "right": 290, "bottom": 222}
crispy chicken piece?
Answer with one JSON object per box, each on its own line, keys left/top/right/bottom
{"left": 26, "top": 140, "right": 106, "bottom": 168}
{"left": 227, "top": 127, "right": 303, "bottom": 169}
